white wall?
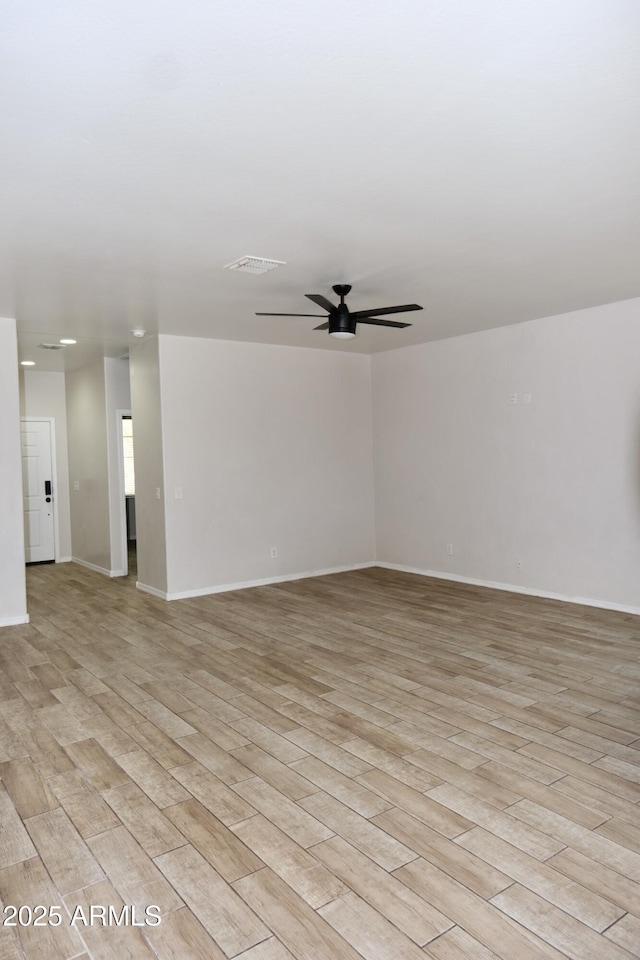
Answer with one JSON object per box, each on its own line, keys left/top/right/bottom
{"left": 104, "top": 357, "right": 131, "bottom": 575}
{"left": 65, "top": 360, "right": 112, "bottom": 574}
{"left": 129, "top": 336, "right": 168, "bottom": 596}
{"left": 158, "top": 336, "right": 375, "bottom": 598}
{"left": 372, "top": 297, "right": 640, "bottom": 612}
{"left": 0, "top": 318, "right": 28, "bottom": 625}
{"left": 21, "top": 370, "right": 72, "bottom": 561}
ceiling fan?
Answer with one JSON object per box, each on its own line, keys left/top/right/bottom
{"left": 256, "top": 284, "right": 423, "bottom": 339}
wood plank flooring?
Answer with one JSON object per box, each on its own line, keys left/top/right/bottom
{"left": 0, "top": 562, "right": 638, "bottom": 959}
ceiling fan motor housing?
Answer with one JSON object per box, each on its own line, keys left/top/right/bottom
{"left": 330, "top": 303, "right": 356, "bottom": 337}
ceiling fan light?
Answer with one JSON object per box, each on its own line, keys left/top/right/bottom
{"left": 329, "top": 330, "right": 356, "bottom": 339}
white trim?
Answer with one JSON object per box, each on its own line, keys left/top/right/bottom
{"left": 375, "top": 562, "right": 640, "bottom": 617}
{"left": 21, "top": 416, "right": 59, "bottom": 562}
{"left": 136, "top": 581, "right": 168, "bottom": 599}
{"left": 162, "top": 561, "right": 376, "bottom": 601}
{"left": 71, "top": 557, "right": 122, "bottom": 578}
{"left": 0, "top": 614, "right": 30, "bottom": 626}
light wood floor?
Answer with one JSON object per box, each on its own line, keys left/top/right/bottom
{"left": 0, "top": 562, "right": 639, "bottom": 959}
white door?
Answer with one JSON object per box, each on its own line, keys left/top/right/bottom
{"left": 21, "top": 420, "right": 55, "bottom": 563}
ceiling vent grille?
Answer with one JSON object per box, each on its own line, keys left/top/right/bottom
{"left": 224, "top": 256, "right": 286, "bottom": 275}
{"left": 39, "top": 342, "right": 64, "bottom": 350}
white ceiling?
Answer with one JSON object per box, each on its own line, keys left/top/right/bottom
{"left": 4, "top": 1, "right": 640, "bottom": 371}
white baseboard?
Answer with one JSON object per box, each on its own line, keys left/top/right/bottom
{"left": 0, "top": 614, "right": 30, "bottom": 627}
{"left": 71, "top": 557, "right": 123, "bottom": 578}
{"left": 57, "top": 556, "right": 73, "bottom": 564}
{"left": 136, "top": 581, "right": 168, "bottom": 600}
{"left": 376, "top": 562, "right": 640, "bottom": 617}
{"left": 163, "top": 561, "right": 376, "bottom": 601}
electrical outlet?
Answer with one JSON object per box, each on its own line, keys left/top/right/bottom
{"left": 515, "top": 559, "right": 523, "bottom": 571}
{"left": 270, "top": 547, "right": 278, "bottom": 559}
{"left": 509, "top": 393, "right": 518, "bottom": 405}
{"left": 155, "top": 487, "right": 161, "bottom": 500}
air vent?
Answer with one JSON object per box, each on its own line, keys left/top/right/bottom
{"left": 39, "top": 343, "right": 64, "bottom": 350}
{"left": 224, "top": 256, "right": 286, "bottom": 275}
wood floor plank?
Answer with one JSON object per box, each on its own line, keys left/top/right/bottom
{"left": 339, "top": 736, "right": 442, "bottom": 790}
{"left": 164, "top": 798, "right": 264, "bottom": 882}
{"left": 126, "top": 720, "right": 193, "bottom": 769}
{"left": 232, "top": 811, "right": 349, "bottom": 908}
{"left": 371, "top": 807, "right": 512, "bottom": 899}
{"left": 298, "top": 791, "right": 417, "bottom": 870}
{"left": 317, "top": 889, "right": 432, "bottom": 960}
{"left": 0, "top": 858, "right": 85, "bottom": 960}
{"left": 170, "top": 760, "right": 257, "bottom": 825}
{"left": 233, "top": 938, "right": 297, "bottom": 960}
{"left": 426, "top": 783, "right": 566, "bottom": 859}
{"left": 490, "top": 883, "right": 638, "bottom": 960}
{"left": 357, "top": 768, "right": 473, "bottom": 836}
{"left": 229, "top": 717, "right": 308, "bottom": 762}
{"left": 395, "top": 857, "right": 566, "bottom": 960}
{"left": 231, "top": 777, "right": 332, "bottom": 847}
{"left": 36, "top": 703, "right": 88, "bottom": 745}
{"left": 473, "top": 761, "right": 612, "bottom": 829}
{"left": 517, "top": 743, "right": 640, "bottom": 801}
{"left": 79, "top": 713, "right": 138, "bottom": 758}
{"left": 233, "top": 866, "right": 364, "bottom": 960}
{"left": 63, "top": 738, "right": 130, "bottom": 792}
{"left": 143, "top": 905, "right": 228, "bottom": 960}
{"left": 62, "top": 878, "right": 160, "bottom": 960}
{"left": 508, "top": 798, "right": 640, "bottom": 882}
{"left": 232, "top": 744, "right": 317, "bottom": 800}
{"left": 176, "top": 732, "right": 254, "bottom": 784}
{"left": 154, "top": 843, "right": 269, "bottom": 956}
{"left": 25, "top": 807, "right": 105, "bottom": 894}
{"left": 0, "top": 757, "right": 58, "bottom": 818}
{"left": 604, "top": 914, "right": 640, "bottom": 953}
{"left": 427, "top": 926, "right": 505, "bottom": 960}
{"left": 101, "top": 781, "right": 187, "bottom": 858}
{"left": 546, "top": 847, "right": 640, "bottom": 917}
{"left": 282, "top": 728, "right": 374, "bottom": 778}
{"left": 180, "top": 705, "right": 251, "bottom": 750}
{"left": 290, "top": 756, "right": 393, "bottom": 817}
{"left": 113, "top": 750, "right": 190, "bottom": 807}
{"left": 457, "top": 826, "right": 625, "bottom": 931}
{"left": 136, "top": 699, "right": 197, "bottom": 739}
{"left": 87, "top": 825, "right": 183, "bottom": 916}
{"left": 311, "top": 834, "right": 453, "bottom": 944}
{"left": 0, "top": 785, "right": 37, "bottom": 868}
{"left": 48, "top": 769, "right": 121, "bottom": 839}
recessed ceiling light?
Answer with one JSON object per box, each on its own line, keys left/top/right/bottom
{"left": 21, "top": 360, "right": 35, "bottom": 366}
{"left": 59, "top": 338, "right": 77, "bottom": 345}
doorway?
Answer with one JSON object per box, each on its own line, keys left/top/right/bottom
{"left": 119, "top": 412, "right": 137, "bottom": 578}
{"left": 21, "top": 418, "right": 57, "bottom": 563}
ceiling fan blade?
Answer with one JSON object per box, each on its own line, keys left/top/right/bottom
{"left": 255, "top": 312, "right": 327, "bottom": 317}
{"left": 356, "top": 317, "right": 412, "bottom": 328}
{"left": 313, "top": 322, "right": 330, "bottom": 330}
{"left": 305, "top": 294, "right": 336, "bottom": 312}
{"left": 351, "top": 304, "right": 423, "bottom": 320}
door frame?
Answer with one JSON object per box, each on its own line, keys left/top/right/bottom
{"left": 21, "top": 416, "right": 60, "bottom": 563}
